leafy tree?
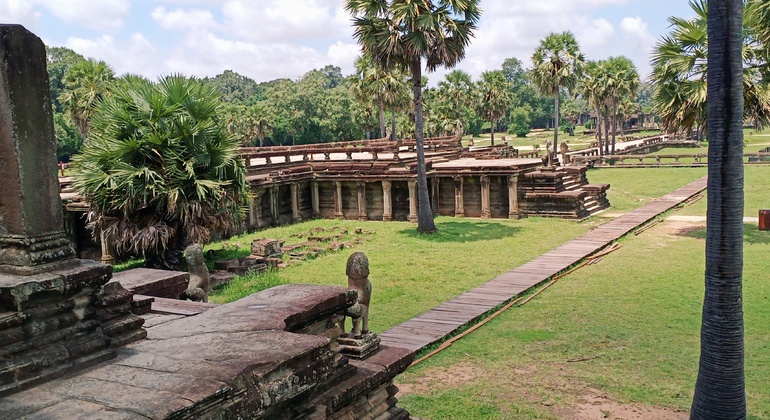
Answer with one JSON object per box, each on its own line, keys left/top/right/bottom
{"left": 560, "top": 97, "right": 588, "bottom": 136}
{"left": 531, "top": 32, "right": 585, "bottom": 165}
{"left": 71, "top": 75, "right": 249, "bottom": 269}
{"left": 53, "top": 113, "right": 84, "bottom": 162}
{"left": 46, "top": 46, "right": 86, "bottom": 113}
{"left": 435, "top": 70, "right": 477, "bottom": 136}
{"left": 346, "top": 0, "right": 481, "bottom": 233}
{"left": 476, "top": 70, "right": 512, "bottom": 145}
{"left": 353, "top": 54, "right": 389, "bottom": 137}
{"left": 60, "top": 58, "right": 115, "bottom": 140}
{"left": 507, "top": 106, "right": 531, "bottom": 137}
{"left": 203, "top": 70, "right": 260, "bottom": 104}
{"left": 690, "top": 0, "right": 746, "bottom": 417}
{"left": 651, "top": 0, "right": 770, "bottom": 135}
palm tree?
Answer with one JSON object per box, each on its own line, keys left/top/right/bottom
{"left": 71, "top": 75, "right": 249, "bottom": 269}
{"left": 60, "top": 58, "right": 115, "bottom": 140}
{"left": 690, "top": 0, "right": 746, "bottom": 418}
{"left": 353, "top": 54, "right": 388, "bottom": 137}
{"left": 476, "top": 70, "right": 512, "bottom": 145}
{"left": 346, "top": 0, "right": 481, "bottom": 233}
{"left": 531, "top": 32, "right": 585, "bottom": 165}
{"left": 246, "top": 103, "right": 273, "bottom": 147}
{"left": 436, "top": 70, "right": 475, "bottom": 136}
{"left": 604, "top": 56, "right": 640, "bottom": 154}
{"left": 651, "top": 0, "right": 770, "bottom": 136}
{"left": 382, "top": 68, "right": 411, "bottom": 141}
{"left": 579, "top": 60, "right": 608, "bottom": 156}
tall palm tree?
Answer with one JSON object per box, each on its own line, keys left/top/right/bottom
{"left": 579, "top": 60, "right": 608, "bottom": 156}
{"left": 436, "top": 70, "right": 475, "bottom": 136}
{"left": 60, "top": 58, "right": 115, "bottom": 140}
{"left": 353, "top": 54, "right": 388, "bottom": 137}
{"left": 476, "top": 70, "right": 512, "bottom": 146}
{"left": 691, "top": 0, "right": 746, "bottom": 418}
{"left": 531, "top": 32, "right": 585, "bottom": 165}
{"left": 346, "top": 0, "right": 481, "bottom": 233}
{"left": 651, "top": 0, "right": 770, "bottom": 136}
{"left": 71, "top": 75, "right": 249, "bottom": 269}
{"left": 382, "top": 68, "right": 411, "bottom": 141}
{"left": 604, "top": 56, "right": 640, "bottom": 154}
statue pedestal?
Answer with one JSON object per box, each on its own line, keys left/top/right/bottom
{"left": 338, "top": 332, "right": 381, "bottom": 359}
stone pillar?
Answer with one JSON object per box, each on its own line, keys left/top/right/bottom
{"left": 252, "top": 189, "right": 266, "bottom": 228}
{"left": 454, "top": 176, "right": 465, "bottom": 217}
{"left": 270, "top": 186, "right": 280, "bottom": 225}
{"left": 99, "top": 224, "right": 116, "bottom": 265}
{"left": 334, "top": 181, "right": 344, "bottom": 219}
{"left": 291, "top": 183, "right": 302, "bottom": 222}
{"left": 431, "top": 177, "right": 440, "bottom": 216}
{"left": 508, "top": 175, "right": 521, "bottom": 219}
{"left": 357, "top": 181, "right": 368, "bottom": 221}
{"left": 311, "top": 181, "right": 320, "bottom": 217}
{"left": 382, "top": 180, "right": 392, "bottom": 222}
{"left": 0, "top": 26, "right": 77, "bottom": 275}
{"left": 480, "top": 176, "right": 491, "bottom": 219}
{"left": 408, "top": 180, "right": 418, "bottom": 223}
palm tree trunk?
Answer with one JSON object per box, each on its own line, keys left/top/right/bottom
{"left": 378, "top": 95, "right": 386, "bottom": 138}
{"left": 391, "top": 110, "right": 396, "bottom": 141}
{"left": 603, "top": 111, "right": 610, "bottom": 155}
{"left": 691, "top": 0, "right": 745, "bottom": 418}
{"left": 596, "top": 106, "right": 604, "bottom": 157}
{"left": 490, "top": 119, "right": 495, "bottom": 146}
{"left": 611, "top": 103, "right": 617, "bottom": 155}
{"left": 411, "top": 57, "right": 437, "bottom": 233}
{"left": 552, "top": 91, "right": 559, "bottom": 166}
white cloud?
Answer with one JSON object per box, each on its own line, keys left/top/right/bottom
{"left": 221, "top": 0, "right": 349, "bottom": 43}
{"left": 0, "top": 0, "right": 41, "bottom": 30}
{"left": 42, "top": 0, "right": 130, "bottom": 32}
{"left": 66, "top": 33, "right": 162, "bottom": 78}
{"left": 151, "top": 7, "right": 218, "bottom": 31}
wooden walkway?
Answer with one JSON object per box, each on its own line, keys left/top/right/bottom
{"left": 380, "top": 176, "right": 708, "bottom": 352}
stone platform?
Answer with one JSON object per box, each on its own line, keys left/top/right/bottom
{"left": 0, "top": 284, "right": 413, "bottom": 419}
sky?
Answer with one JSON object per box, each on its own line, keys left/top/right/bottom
{"left": 0, "top": 0, "right": 696, "bottom": 86}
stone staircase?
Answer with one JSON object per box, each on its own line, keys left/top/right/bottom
{"left": 518, "top": 166, "right": 610, "bottom": 219}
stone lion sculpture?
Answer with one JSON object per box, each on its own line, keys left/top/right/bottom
{"left": 342, "top": 252, "right": 372, "bottom": 338}
{"left": 182, "top": 243, "right": 211, "bottom": 302}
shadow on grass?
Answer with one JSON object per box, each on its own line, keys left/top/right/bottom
{"left": 398, "top": 220, "right": 521, "bottom": 243}
{"left": 679, "top": 223, "right": 770, "bottom": 245}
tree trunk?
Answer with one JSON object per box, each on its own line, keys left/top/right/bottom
{"left": 378, "top": 95, "right": 386, "bottom": 139}
{"left": 552, "top": 90, "right": 559, "bottom": 166}
{"left": 411, "top": 57, "right": 436, "bottom": 233}
{"left": 490, "top": 119, "right": 495, "bottom": 146}
{"left": 611, "top": 103, "right": 617, "bottom": 155}
{"left": 596, "top": 105, "right": 604, "bottom": 157}
{"left": 603, "top": 111, "right": 610, "bottom": 155}
{"left": 391, "top": 110, "right": 396, "bottom": 141}
{"left": 691, "top": 0, "right": 745, "bottom": 418}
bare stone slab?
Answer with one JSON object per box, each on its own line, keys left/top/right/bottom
{"left": 21, "top": 399, "right": 145, "bottom": 420}
{"left": 110, "top": 267, "right": 189, "bottom": 299}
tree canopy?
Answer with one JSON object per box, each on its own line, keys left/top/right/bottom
{"left": 71, "top": 75, "right": 249, "bottom": 268}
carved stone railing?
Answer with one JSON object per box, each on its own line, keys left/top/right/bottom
{"left": 572, "top": 152, "right": 770, "bottom": 167}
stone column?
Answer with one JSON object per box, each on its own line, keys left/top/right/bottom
{"left": 357, "top": 181, "right": 368, "bottom": 221}
{"left": 408, "top": 180, "right": 418, "bottom": 223}
{"left": 270, "top": 186, "right": 280, "bottom": 225}
{"left": 0, "top": 26, "right": 77, "bottom": 275}
{"left": 431, "top": 177, "right": 440, "bottom": 216}
{"left": 291, "top": 183, "right": 301, "bottom": 222}
{"left": 480, "top": 175, "right": 491, "bottom": 219}
{"left": 453, "top": 176, "right": 465, "bottom": 217}
{"left": 508, "top": 175, "right": 520, "bottom": 219}
{"left": 333, "top": 181, "right": 344, "bottom": 219}
{"left": 252, "top": 189, "right": 266, "bottom": 228}
{"left": 382, "top": 180, "right": 392, "bottom": 222}
{"left": 311, "top": 181, "right": 320, "bottom": 217}
{"left": 99, "top": 226, "right": 115, "bottom": 265}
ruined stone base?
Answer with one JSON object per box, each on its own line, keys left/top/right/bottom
{"left": 338, "top": 332, "right": 381, "bottom": 359}
{"left": 0, "top": 260, "right": 145, "bottom": 396}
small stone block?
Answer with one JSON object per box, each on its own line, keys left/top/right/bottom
{"left": 338, "top": 332, "right": 380, "bottom": 359}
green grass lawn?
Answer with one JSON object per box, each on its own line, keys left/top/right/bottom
{"left": 397, "top": 217, "right": 770, "bottom": 419}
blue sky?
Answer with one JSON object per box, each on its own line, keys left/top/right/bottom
{"left": 1, "top": 0, "right": 696, "bottom": 85}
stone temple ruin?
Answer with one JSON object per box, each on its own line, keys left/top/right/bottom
{"left": 0, "top": 25, "right": 413, "bottom": 419}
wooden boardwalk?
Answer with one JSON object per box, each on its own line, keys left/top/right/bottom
{"left": 380, "top": 176, "right": 708, "bottom": 352}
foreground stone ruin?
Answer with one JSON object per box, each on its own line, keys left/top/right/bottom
{"left": 0, "top": 24, "right": 413, "bottom": 418}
